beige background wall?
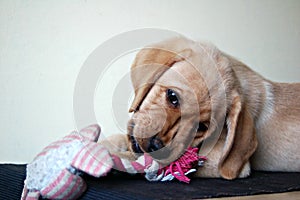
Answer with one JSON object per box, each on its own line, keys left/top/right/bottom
{"left": 0, "top": 0, "right": 299, "bottom": 163}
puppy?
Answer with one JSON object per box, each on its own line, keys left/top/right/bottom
{"left": 100, "top": 37, "right": 300, "bottom": 179}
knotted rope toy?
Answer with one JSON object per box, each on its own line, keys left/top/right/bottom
{"left": 21, "top": 124, "right": 206, "bottom": 200}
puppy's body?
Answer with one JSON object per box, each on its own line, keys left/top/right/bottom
{"left": 230, "top": 60, "right": 300, "bottom": 171}
{"left": 100, "top": 37, "right": 300, "bottom": 179}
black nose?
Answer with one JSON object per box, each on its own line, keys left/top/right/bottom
{"left": 130, "top": 135, "right": 164, "bottom": 153}
{"left": 148, "top": 137, "right": 164, "bottom": 152}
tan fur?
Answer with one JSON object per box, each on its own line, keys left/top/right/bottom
{"left": 99, "top": 37, "right": 300, "bottom": 179}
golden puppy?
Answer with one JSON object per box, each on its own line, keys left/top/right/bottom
{"left": 100, "top": 37, "right": 300, "bottom": 179}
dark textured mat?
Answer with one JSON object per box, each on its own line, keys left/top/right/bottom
{"left": 1, "top": 164, "right": 300, "bottom": 200}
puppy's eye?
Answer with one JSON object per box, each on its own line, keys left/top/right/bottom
{"left": 197, "top": 122, "right": 208, "bottom": 132}
{"left": 166, "top": 89, "right": 179, "bottom": 107}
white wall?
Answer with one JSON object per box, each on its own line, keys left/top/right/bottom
{"left": 0, "top": 0, "right": 299, "bottom": 163}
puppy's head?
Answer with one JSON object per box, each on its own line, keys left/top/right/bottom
{"left": 127, "top": 37, "right": 257, "bottom": 179}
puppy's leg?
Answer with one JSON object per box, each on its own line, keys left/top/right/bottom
{"left": 99, "top": 134, "right": 128, "bottom": 152}
{"left": 194, "top": 133, "right": 251, "bottom": 178}
{"left": 99, "top": 134, "right": 137, "bottom": 161}
{"left": 194, "top": 136, "right": 224, "bottom": 178}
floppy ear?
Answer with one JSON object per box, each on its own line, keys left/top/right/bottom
{"left": 218, "top": 91, "right": 258, "bottom": 179}
{"left": 129, "top": 47, "right": 191, "bottom": 112}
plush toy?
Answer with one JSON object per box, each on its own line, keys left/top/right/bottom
{"left": 22, "top": 124, "right": 206, "bottom": 200}
{"left": 21, "top": 124, "right": 114, "bottom": 200}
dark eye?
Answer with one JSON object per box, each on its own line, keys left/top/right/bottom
{"left": 166, "top": 89, "right": 179, "bottom": 107}
{"left": 197, "top": 122, "right": 208, "bottom": 132}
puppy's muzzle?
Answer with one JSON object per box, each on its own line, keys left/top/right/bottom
{"left": 128, "top": 120, "right": 164, "bottom": 153}
{"left": 129, "top": 132, "right": 164, "bottom": 153}
{"left": 128, "top": 110, "right": 166, "bottom": 153}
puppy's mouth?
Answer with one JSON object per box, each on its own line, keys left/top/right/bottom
{"left": 129, "top": 129, "right": 204, "bottom": 155}
{"left": 129, "top": 134, "right": 165, "bottom": 153}
{"left": 129, "top": 135, "right": 143, "bottom": 153}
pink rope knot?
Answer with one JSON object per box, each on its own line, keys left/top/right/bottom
{"left": 163, "top": 147, "right": 207, "bottom": 183}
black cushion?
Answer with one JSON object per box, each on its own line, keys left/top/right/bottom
{"left": 1, "top": 164, "right": 299, "bottom": 200}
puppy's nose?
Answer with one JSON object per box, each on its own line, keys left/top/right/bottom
{"left": 148, "top": 137, "right": 164, "bottom": 152}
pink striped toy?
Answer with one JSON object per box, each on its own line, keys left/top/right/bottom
{"left": 21, "top": 124, "right": 206, "bottom": 200}
{"left": 21, "top": 124, "right": 114, "bottom": 200}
